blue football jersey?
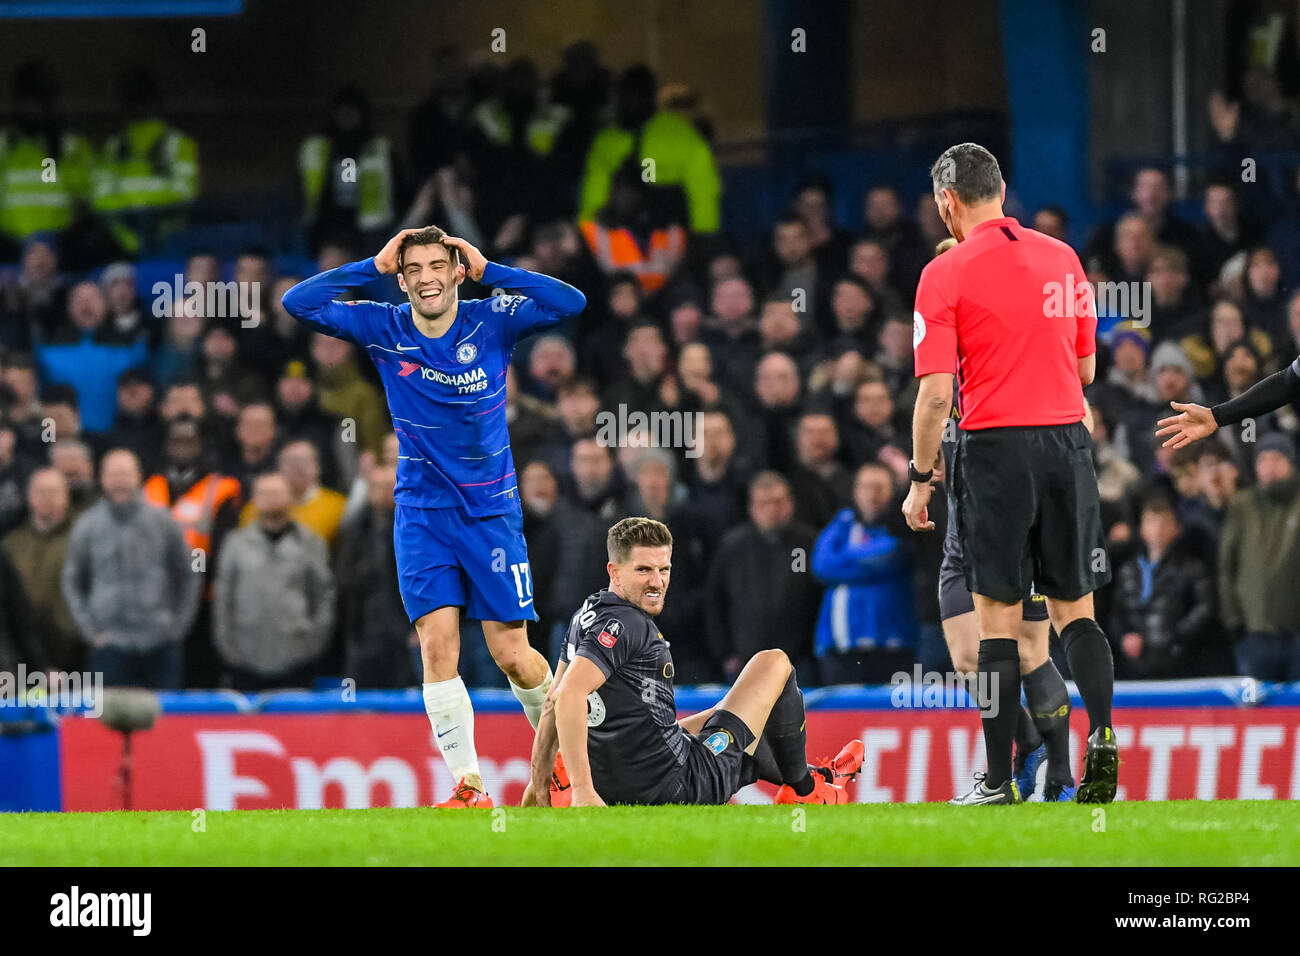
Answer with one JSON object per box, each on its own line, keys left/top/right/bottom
{"left": 283, "top": 257, "right": 586, "bottom": 515}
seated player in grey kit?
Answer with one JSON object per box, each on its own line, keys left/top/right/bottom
{"left": 523, "top": 516, "right": 864, "bottom": 807}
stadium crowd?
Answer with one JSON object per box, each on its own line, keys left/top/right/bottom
{"left": 3, "top": 47, "right": 1300, "bottom": 691}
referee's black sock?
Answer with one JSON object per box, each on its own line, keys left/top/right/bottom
{"left": 766, "top": 671, "right": 814, "bottom": 796}
{"left": 977, "top": 638, "right": 1021, "bottom": 789}
{"left": 1022, "top": 658, "right": 1072, "bottom": 782}
{"left": 1060, "top": 618, "right": 1114, "bottom": 735}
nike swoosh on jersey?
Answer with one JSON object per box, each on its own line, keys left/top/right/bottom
{"left": 396, "top": 343, "right": 421, "bottom": 351}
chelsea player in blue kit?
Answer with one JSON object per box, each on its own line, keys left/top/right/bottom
{"left": 283, "top": 226, "right": 586, "bottom": 807}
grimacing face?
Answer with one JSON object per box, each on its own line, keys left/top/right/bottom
{"left": 609, "top": 543, "right": 672, "bottom": 617}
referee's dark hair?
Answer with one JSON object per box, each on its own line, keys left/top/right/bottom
{"left": 930, "top": 142, "right": 1003, "bottom": 205}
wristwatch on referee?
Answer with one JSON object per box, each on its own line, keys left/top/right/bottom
{"left": 908, "top": 459, "right": 934, "bottom": 485}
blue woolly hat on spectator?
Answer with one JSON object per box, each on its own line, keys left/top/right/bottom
{"left": 1111, "top": 327, "right": 1151, "bottom": 359}
{"left": 1254, "top": 432, "right": 1295, "bottom": 465}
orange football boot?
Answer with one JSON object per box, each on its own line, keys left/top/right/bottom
{"left": 773, "top": 774, "right": 848, "bottom": 805}
{"left": 821, "top": 739, "right": 865, "bottom": 788}
{"left": 435, "top": 777, "right": 494, "bottom": 808}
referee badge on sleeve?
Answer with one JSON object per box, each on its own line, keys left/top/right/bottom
{"left": 912, "top": 310, "right": 927, "bottom": 348}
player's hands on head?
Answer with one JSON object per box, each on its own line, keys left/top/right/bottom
{"left": 375, "top": 228, "right": 423, "bottom": 275}
{"left": 440, "top": 235, "right": 487, "bottom": 282}
{"left": 902, "top": 481, "right": 934, "bottom": 532}
{"left": 1156, "top": 401, "right": 1217, "bottom": 449}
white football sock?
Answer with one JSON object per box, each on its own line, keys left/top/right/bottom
{"left": 510, "top": 668, "right": 553, "bottom": 730}
{"left": 423, "top": 678, "right": 481, "bottom": 784}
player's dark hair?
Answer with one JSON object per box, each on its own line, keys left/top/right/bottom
{"left": 398, "top": 226, "right": 459, "bottom": 272}
{"left": 930, "top": 142, "right": 1003, "bottom": 205}
{"left": 607, "top": 516, "right": 673, "bottom": 564}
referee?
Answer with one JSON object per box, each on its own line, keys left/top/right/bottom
{"left": 901, "top": 143, "right": 1118, "bottom": 805}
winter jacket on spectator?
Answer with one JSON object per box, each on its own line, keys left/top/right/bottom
{"left": 2, "top": 516, "right": 79, "bottom": 671}
{"left": 0, "top": 546, "right": 35, "bottom": 675}
{"left": 1111, "top": 531, "right": 1217, "bottom": 678}
{"left": 61, "top": 495, "right": 200, "bottom": 652}
{"left": 706, "top": 519, "right": 821, "bottom": 666}
{"left": 811, "top": 508, "right": 915, "bottom": 656}
{"left": 1218, "top": 475, "right": 1300, "bottom": 635}
{"left": 213, "top": 521, "right": 335, "bottom": 679}
{"left": 335, "top": 506, "right": 412, "bottom": 688}
{"left": 316, "top": 356, "right": 390, "bottom": 456}
{"left": 34, "top": 332, "right": 148, "bottom": 434}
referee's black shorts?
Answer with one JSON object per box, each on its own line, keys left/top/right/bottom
{"left": 950, "top": 421, "right": 1110, "bottom": 604}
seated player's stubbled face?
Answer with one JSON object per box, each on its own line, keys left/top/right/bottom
{"left": 399, "top": 242, "right": 464, "bottom": 321}
{"left": 610, "top": 544, "right": 672, "bottom": 617}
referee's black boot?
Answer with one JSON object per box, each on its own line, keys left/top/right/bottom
{"left": 1076, "top": 726, "right": 1120, "bottom": 804}
{"left": 949, "top": 773, "right": 1021, "bottom": 806}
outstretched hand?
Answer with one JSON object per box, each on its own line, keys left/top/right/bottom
{"left": 1156, "top": 401, "right": 1218, "bottom": 449}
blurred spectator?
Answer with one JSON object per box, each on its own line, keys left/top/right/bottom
{"left": 3, "top": 352, "right": 45, "bottom": 454}
{"left": 2, "top": 468, "right": 80, "bottom": 672}
{"left": 150, "top": 309, "right": 205, "bottom": 387}
{"left": 1087, "top": 167, "right": 1200, "bottom": 269}
{"left": 92, "top": 69, "right": 199, "bottom": 256}
{"left": 336, "top": 463, "right": 416, "bottom": 688}
{"left": 861, "top": 185, "right": 928, "bottom": 300}
{"left": 702, "top": 275, "right": 761, "bottom": 395}
{"left": 1111, "top": 488, "right": 1216, "bottom": 678}
{"left": 1032, "top": 204, "right": 1070, "bottom": 244}
{"left": 214, "top": 471, "right": 335, "bottom": 691}
{"left": 241, "top": 440, "right": 347, "bottom": 548}
{"left": 1181, "top": 440, "right": 1240, "bottom": 539}
{"left": 1219, "top": 434, "right": 1300, "bottom": 681}
{"left": 1198, "top": 180, "right": 1261, "bottom": 284}
{"left": 49, "top": 439, "right": 97, "bottom": 518}
{"left": 230, "top": 401, "right": 279, "bottom": 495}
{"left": 793, "top": 175, "right": 853, "bottom": 278}
{"left": 105, "top": 367, "right": 162, "bottom": 471}
{"left": 141, "top": 415, "right": 242, "bottom": 686}
{"left": 759, "top": 214, "right": 824, "bottom": 330}
{"left": 1242, "top": 246, "right": 1287, "bottom": 340}
{"left": 682, "top": 408, "right": 751, "bottom": 561}
{"left": 100, "top": 263, "right": 144, "bottom": 342}
{"left": 0, "top": 545, "right": 34, "bottom": 676}
{"left": 275, "top": 359, "right": 351, "bottom": 491}
{"left": 787, "top": 411, "right": 851, "bottom": 529}
{"left": 34, "top": 281, "right": 148, "bottom": 434}
{"left": 1146, "top": 245, "right": 1205, "bottom": 340}
{"left": 603, "top": 322, "right": 669, "bottom": 414}
{"left": 408, "top": 45, "right": 476, "bottom": 184}
{"left": 841, "top": 378, "right": 904, "bottom": 468}
{"left": 300, "top": 86, "right": 395, "bottom": 254}
{"left": 0, "top": 63, "right": 96, "bottom": 262}
{"left": 580, "top": 159, "right": 687, "bottom": 296}
{"left": 580, "top": 64, "right": 721, "bottom": 236}
{"left": 0, "top": 235, "right": 63, "bottom": 351}
{"left": 811, "top": 461, "right": 916, "bottom": 684}
{"left": 568, "top": 437, "right": 623, "bottom": 524}
{"left": 309, "top": 332, "right": 390, "bottom": 455}
{"left": 0, "top": 418, "right": 32, "bottom": 536}
{"left": 62, "top": 449, "right": 199, "bottom": 689}
{"left": 706, "top": 471, "right": 821, "bottom": 680}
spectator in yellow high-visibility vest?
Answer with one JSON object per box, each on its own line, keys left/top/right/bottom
{"left": 299, "top": 86, "right": 395, "bottom": 255}
{"left": 0, "top": 62, "right": 97, "bottom": 259}
{"left": 92, "top": 69, "right": 200, "bottom": 256}
{"left": 579, "top": 65, "right": 721, "bottom": 236}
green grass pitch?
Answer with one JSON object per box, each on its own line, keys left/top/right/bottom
{"left": 3, "top": 801, "right": 1298, "bottom": 866}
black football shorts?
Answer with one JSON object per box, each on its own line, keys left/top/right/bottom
{"left": 939, "top": 487, "right": 1050, "bottom": 622}
{"left": 950, "top": 421, "right": 1110, "bottom": 604}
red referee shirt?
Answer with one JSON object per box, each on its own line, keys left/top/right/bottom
{"left": 912, "top": 216, "right": 1096, "bottom": 430}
